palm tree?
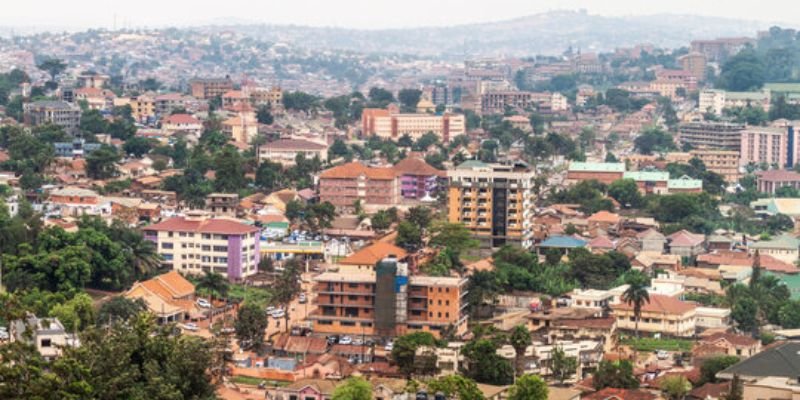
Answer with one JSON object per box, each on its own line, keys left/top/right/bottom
{"left": 622, "top": 270, "right": 650, "bottom": 342}
{"left": 197, "top": 271, "right": 230, "bottom": 322}
{"left": 509, "top": 324, "right": 532, "bottom": 377}
{"left": 129, "top": 236, "right": 161, "bottom": 278}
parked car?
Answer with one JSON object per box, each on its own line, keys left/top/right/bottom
{"left": 327, "top": 335, "right": 339, "bottom": 345}
{"left": 656, "top": 350, "right": 669, "bottom": 360}
{"left": 182, "top": 323, "right": 199, "bottom": 331}
{"left": 265, "top": 306, "right": 276, "bottom": 313}
{"left": 298, "top": 293, "right": 307, "bottom": 303}
{"left": 196, "top": 298, "right": 212, "bottom": 308}
{"left": 339, "top": 336, "right": 353, "bottom": 345}
{"left": 353, "top": 338, "right": 364, "bottom": 346}
{"left": 271, "top": 309, "right": 286, "bottom": 319}
{"left": 384, "top": 342, "right": 394, "bottom": 352}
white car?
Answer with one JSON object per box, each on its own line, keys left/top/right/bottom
{"left": 384, "top": 342, "right": 394, "bottom": 351}
{"left": 271, "top": 309, "right": 286, "bottom": 319}
{"left": 656, "top": 350, "right": 669, "bottom": 360}
{"left": 196, "top": 298, "right": 212, "bottom": 308}
{"left": 339, "top": 336, "right": 353, "bottom": 345}
{"left": 298, "top": 293, "right": 307, "bottom": 303}
{"left": 0, "top": 327, "right": 8, "bottom": 341}
{"left": 265, "top": 306, "right": 276, "bottom": 313}
{"left": 182, "top": 323, "right": 199, "bottom": 331}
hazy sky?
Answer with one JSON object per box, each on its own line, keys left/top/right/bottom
{"left": 0, "top": 0, "right": 796, "bottom": 29}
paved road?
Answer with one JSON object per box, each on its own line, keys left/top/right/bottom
{"left": 265, "top": 273, "right": 317, "bottom": 339}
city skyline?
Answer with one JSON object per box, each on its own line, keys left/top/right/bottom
{"left": 0, "top": 0, "right": 796, "bottom": 30}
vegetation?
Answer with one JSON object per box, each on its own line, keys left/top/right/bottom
{"left": 508, "top": 374, "right": 548, "bottom": 400}
{"left": 332, "top": 377, "right": 372, "bottom": 400}
{"left": 593, "top": 360, "right": 639, "bottom": 390}
{"left": 620, "top": 337, "right": 694, "bottom": 352}
{"left": 699, "top": 355, "right": 740, "bottom": 385}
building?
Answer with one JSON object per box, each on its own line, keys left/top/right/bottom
{"left": 221, "top": 114, "right": 258, "bottom": 143}
{"left": 689, "top": 149, "right": 742, "bottom": 183}
{"left": 162, "top": 114, "right": 202, "bottom": 136}
{"left": 748, "top": 235, "right": 800, "bottom": 264}
{"left": 204, "top": 193, "right": 239, "bottom": 217}
{"left": 668, "top": 230, "right": 706, "bottom": 257}
{"left": 699, "top": 332, "right": 760, "bottom": 357}
{"left": 249, "top": 86, "right": 283, "bottom": 109}
{"left": 740, "top": 126, "right": 787, "bottom": 167}
{"left": 23, "top": 100, "right": 81, "bottom": 135}
{"left": 678, "top": 121, "right": 745, "bottom": 151}
{"left": 694, "top": 307, "right": 732, "bottom": 330}
{"left": 10, "top": 315, "right": 78, "bottom": 360}
{"left": 691, "top": 37, "right": 756, "bottom": 63}
{"left": 447, "top": 160, "right": 536, "bottom": 249}
{"left": 318, "top": 162, "right": 399, "bottom": 211}
{"left": 611, "top": 294, "right": 697, "bottom": 337}
{"left": 257, "top": 138, "right": 328, "bottom": 166}
{"left": 566, "top": 162, "right": 626, "bottom": 185}
{"left": 755, "top": 169, "right": 800, "bottom": 194}
{"left": 480, "top": 91, "right": 565, "bottom": 114}
{"left": 143, "top": 212, "right": 260, "bottom": 281}
{"left": 53, "top": 138, "right": 102, "bottom": 158}
{"left": 189, "top": 77, "right": 234, "bottom": 99}
{"left": 699, "top": 89, "right": 726, "bottom": 115}
{"left": 46, "top": 187, "right": 103, "bottom": 217}
{"left": 718, "top": 341, "right": 800, "bottom": 380}
{"left": 125, "top": 271, "right": 197, "bottom": 324}
{"left": 679, "top": 52, "right": 707, "bottom": 82}
{"left": 393, "top": 156, "right": 445, "bottom": 200}
{"left": 361, "top": 108, "right": 465, "bottom": 142}
{"left": 76, "top": 72, "right": 110, "bottom": 89}
{"left": 638, "top": 229, "right": 667, "bottom": 253}
{"left": 154, "top": 93, "right": 189, "bottom": 116}
{"left": 309, "top": 256, "right": 469, "bottom": 339}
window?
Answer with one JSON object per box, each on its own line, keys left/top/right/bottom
{"left": 161, "top": 242, "right": 173, "bottom": 249}
{"left": 163, "top": 254, "right": 174, "bottom": 261}
{"left": 41, "top": 339, "right": 52, "bottom": 347}
{"left": 202, "top": 245, "right": 211, "bottom": 251}
{"left": 213, "top": 245, "right": 227, "bottom": 252}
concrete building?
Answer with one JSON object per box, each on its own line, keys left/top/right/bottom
{"left": 258, "top": 138, "right": 328, "bottom": 166}
{"left": 447, "top": 160, "right": 536, "bottom": 249}
{"left": 189, "top": 77, "right": 234, "bottom": 99}
{"left": 678, "top": 121, "right": 746, "bottom": 151}
{"left": 480, "top": 91, "right": 566, "bottom": 114}
{"left": 611, "top": 294, "right": 696, "bottom": 337}
{"left": 162, "top": 113, "right": 202, "bottom": 136}
{"left": 361, "top": 108, "right": 465, "bottom": 142}
{"left": 699, "top": 89, "right": 726, "bottom": 115}
{"left": 10, "top": 315, "right": 78, "bottom": 360}
{"left": 678, "top": 52, "right": 707, "bottom": 82}
{"left": 309, "top": 256, "right": 469, "bottom": 339}
{"left": 143, "top": 212, "right": 260, "bottom": 281}
{"left": 204, "top": 193, "right": 239, "bottom": 218}
{"left": 248, "top": 86, "right": 283, "bottom": 110}
{"left": 318, "top": 161, "right": 399, "bottom": 211}
{"left": 566, "top": 162, "right": 625, "bottom": 185}
{"left": 755, "top": 170, "right": 800, "bottom": 194}
{"left": 690, "top": 37, "right": 756, "bottom": 63}
{"left": 393, "top": 157, "right": 445, "bottom": 200}
{"left": 125, "top": 271, "right": 197, "bottom": 324}
{"left": 689, "top": 149, "right": 742, "bottom": 182}
{"left": 740, "top": 126, "right": 788, "bottom": 167}
{"left": 700, "top": 89, "right": 771, "bottom": 116}
{"left": 23, "top": 100, "right": 81, "bottom": 135}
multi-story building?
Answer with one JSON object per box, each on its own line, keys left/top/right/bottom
{"left": 678, "top": 52, "right": 707, "bottom": 82}
{"left": 394, "top": 156, "right": 445, "bottom": 200}
{"left": 204, "top": 193, "right": 239, "bottom": 217}
{"left": 447, "top": 160, "right": 536, "bottom": 249}
{"left": 678, "top": 121, "right": 746, "bottom": 151}
{"left": 221, "top": 114, "right": 258, "bottom": 143}
{"left": 755, "top": 170, "right": 800, "bottom": 194}
{"left": 23, "top": 100, "right": 81, "bottom": 135}
{"left": 249, "top": 86, "right": 283, "bottom": 110}
{"left": 143, "top": 212, "right": 260, "bottom": 281}
{"left": 309, "top": 256, "right": 469, "bottom": 339}
{"left": 480, "top": 91, "right": 564, "bottom": 114}
{"left": 566, "top": 162, "right": 626, "bottom": 185}
{"left": 73, "top": 87, "right": 116, "bottom": 111}
{"left": 611, "top": 294, "right": 696, "bottom": 337}
{"left": 690, "top": 37, "right": 756, "bottom": 63}
{"left": 128, "top": 95, "right": 156, "bottom": 123}
{"left": 699, "top": 89, "right": 771, "bottom": 116}
{"left": 258, "top": 138, "right": 328, "bottom": 166}
{"left": 162, "top": 113, "right": 203, "bottom": 136}
{"left": 318, "top": 161, "right": 399, "bottom": 211}
{"left": 740, "top": 126, "right": 788, "bottom": 167}
{"left": 10, "top": 315, "right": 78, "bottom": 360}
{"left": 689, "top": 149, "right": 742, "bottom": 182}
{"left": 698, "top": 89, "right": 726, "bottom": 115}
{"left": 76, "top": 73, "right": 110, "bottom": 89}
{"left": 655, "top": 69, "right": 698, "bottom": 91}
{"left": 189, "top": 77, "right": 234, "bottom": 99}
{"left": 154, "top": 93, "right": 189, "bottom": 116}
{"left": 361, "top": 108, "right": 465, "bottom": 142}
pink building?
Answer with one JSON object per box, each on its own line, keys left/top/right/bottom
{"left": 740, "top": 127, "right": 787, "bottom": 167}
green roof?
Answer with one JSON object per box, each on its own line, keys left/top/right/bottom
{"left": 623, "top": 171, "right": 669, "bottom": 181}
{"left": 266, "top": 222, "right": 289, "bottom": 229}
{"left": 749, "top": 234, "right": 800, "bottom": 250}
{"left": 667, "top": 176, "right": 703, "bottom": 189}
{"left": 765, "top": 83, "right": 800, "bottom": 94}
{"left": 569, "top": 162, "right": 626, "bottom": 173}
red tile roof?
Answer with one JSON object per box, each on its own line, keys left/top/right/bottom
{"left": 588, "top": 210, "right": 621, "bottom": 223}
{"left": 756, "top": 169, "right": 800, "bottom": 182}
{"left": 697, "top": 251, "right": 798, "bottom": 274}
{"left": 612, "top": 293, "right": 696, "bottom": 315}
{"left": 582, "top": 388, "right": 657, "bottom": 400}
{"left": 163, "top": 114, "right": 200, "bottom": 125}
{"left": 668, "top": 229, "right": 705, "bottom": 247}
{"left": 393, "top": 157, "right": 445, "bottom": 177}
{"left": 145, "top": 217, "right": 259, "bottom": 235}
{"left": 340, "top": 242, "right": 408, "bottom": 266}
{"left": 264, "top": 138, "right": 327, "bottom": 151}
{"left": 589, "top": 236, "right": 616, "bottom": 249}
{"left": 319, "top": 162, "right": 396, "bottom": 180}
{"left": 700, "top": 332, "right": 759, "bottom": 347}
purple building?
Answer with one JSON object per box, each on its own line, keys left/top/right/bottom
{"left": 394, "top": 157, "right": 445, "bottom": 200}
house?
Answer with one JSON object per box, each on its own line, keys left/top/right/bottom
{"left": 587, "top": 236, "right": 616, "bottom": 254}
{"left": 696, "top": 250, "right": 799, "bottom": 274}
{"left": 582, "top": 388, "right": 658, "bottom": 400}
{"left": 46, "top": 187, "right": 105, "bottom": 217}
{"left": 668, "top": 230, "right": 706, "bottom": 257}
{"left": 258, "top": 138, "right": 329, "bottom": 166}
{"left": 699, "top": 332, "right": 761, "bottom": 358}
{"left": 268, "top": 379, "right": 337, "bottom": 400}
{"left": 637, "top": 228, "right": 667, "bottom": 252}
{"left": 688, "top": 381, "right": 730, "bottom": 400}
{"left": 338, "top": 241, "right": 408, "bottom": 272}
{"left": 205, "top": 193, "right": 239, "bottom": 218}
{"left": 162, "top": 114, "right": 202, "bottom": 136}
{"left": 538, "top": 235, "right": 588, "bottom": 256}
{"left": 393, "top": 156, "right": 445, "bottom": 200}
{"left": 546, "top": 317, "right": 618, "bottom": 353}
{"left": 718, "top": 342, "right": 800, "bottom": 394}
{"left": 125, "top": 270, "right": 198, "bottom": 324}
{"left": 587, "top": 211, "right": 621, "bottom": 233}
{"left": 751, "top": 197, "right": 800, "bottom": 219}
{"left": 748, "top": 235, "right": 800, "bottom": 264}
{"left": 10, "top": 315, "right": 79, "bottom": 360}
{"left": 548, "top": 386, "right": 582, "bottom": 400}
{"left": 611, "top": 294, "right": 697, "bottom": 337}
{"left": 371, "top": 378, "right": 410, "bottom": 400}
{"left": 694, "top": 307, "right": 732, "bottom": 330}
{"left": 566, "top": 162, "right": 626, "bottom": 185}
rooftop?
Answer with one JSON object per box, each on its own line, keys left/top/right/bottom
{"left": 339, "top": 242, "right": 408, "bottom": 266}
{"left": 569, "top": 162, "right": 626, "bottom": 173}
{"left": 145, "top": 216, "right": 259, "bottom": 235}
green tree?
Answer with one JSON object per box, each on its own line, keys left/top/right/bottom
{"left": 717, "top": 48, "right": 765, "bottom": 91}
{"left": 282, "top": 91, "right": 318, "bottom": 112}
{"left": 593, "top": 360, "right": 639, "bottom": 390}
{"left": 634, "top": 127, "right": 677, "bottom": 155}
{"left": 122, "top": 136, "right": 154, "bottom": 157}
{"left": 333, "top": 377, "right": 372, "bottom": 400}
{"left": 407, "top": 206, "right": 434, "bottom": 229}
{"left": 86, "top": 144, "right": 120, "bottom": 179}
{"left": 256, "top": 105, "right": 274, "bottom": 124}
{"left": 778, "top": 299, "right": 800, "bottom": 328}
{"left": 509, "top": 325, "right": 532, "bottom": 377}
{"left": 466, "top": 270, "right": 501, "bottom": 315}
{"left": 699, "top": 355, "right": 740, "bottom": 385}
{"left": 731, "top": 296, "right": 758, "bottom": 333}
{"left": 97, "top": 296, "right": 146, "bottom": 325}
{"left": 463, "top": 338, "right": 514, "bottom": 385}
{"left": 427, "top": 375, "right": 485, "bottom": 400}
{"left": 622, "top": 270, "right": 651, "bottom": 339}
{"left": 391, "top": 332, "right": 438, "bottom": 377}
{"left": 608, "top": 178, "right": 643, "bottom": 208}
{"left": 660, "top": 375, "right": 691, "bottom": 400}
{"left": 80, "top": 109, "right": 109, "bottom": 134}
{"left": 724, "top": 374, "right": 744, "bottom": 400}
{"left": 429, "top": 221, "right": 479, "bottom": 258}
{"left": 49, "top": 292, "right": 95, "bottom": 332}
{"left": 508, "top": 374, "right": 548, "bottom": 400}
{"left": 37, "top": 57, "right": 67, "bottom": 82}
{"left": 551, "top": 345, "right": 578, "bottom": 384}
{"left": 213, "top": 145, "right": 247, "bottom": 192}
{"left": 368, "top": 87, "right": 395, "bottom": 108}
{"left": 235, "top": 303, "right": 268, "bottom": 350}
{"left": 396, "top": 221, "right": 422, "bottom": 250}
{"left": 398, "top": 88, "right": 423, "bottom": 112}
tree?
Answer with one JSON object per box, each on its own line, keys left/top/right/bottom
{"left": 407, "top": 206, "right": 433, "bottom": 230}
{"left": 396, "top": 221, "right": 422, "bottom": 250}
{"left": 724, "top": 374, "right": 744, "bottom": 400}
{"left": 778, "top": 299, "right": 800, "bottom": 328}
{"left": 660, "top": 375, "right": 691, "bottom": 400}
{"left": 282, "top": 91, "right": 318, "bottom": 112}
{"left": 551, "top": 345, "right": 578, "bottom": 384}
{"left": 699, "top": 355, "right": 740, "bottom": 385}
{"left": 256, "top": 105, "right": 274, "bottom": 124}
{"left": 235, "top": 303, "right": 268, "bottom": 350}
{"left": 398, "top": 88, "right": 423, "bottom": 112}
{"left": 509, "top": 325, "right": 531, "bottom": 376}
{"left": 97, "top": 296, "right": 146, "bottom": 325}
{"left": 37, "top": 57, "right": 67, "bottom": 82}
{"left": 429, "top": 221, "right": 479, "bottom": 258}
{"left": 717, "top": 48, "right": 765, "bottom": 91}
{"left": 508, "top": 374, "right": 548, "bottom": 400}
{"left": 197, "top": 271, "right": 229, "bottom": 299}
{"left": 213, "top": 145, "right": 247, "bottom": 192}
{"left": 49, "top": 292, "right": 95, "bottom": 333}
{"left": 622, "top": 270, "right": 651, "bottom": 340}
{"left": 427, "top": 375, "right": 485, "bottom": 400}
{"left": 329, "top": 139, "right": 351, "bottom": 159}
{"left": 634, "top": 127, "right": 677, "bottom": 155}
{"left": 122, "top": 136, "right": 154, "bottom": 157}
{"left": 80, "top": 109, "right": 109, "bottom": 134}
{"left": 463, "top": 338, "right": 515, "bottom": 385}
{"left": 368, "top": 87, "right": 395, "bottom": 108}
{"left": 466, "top": 270, "right": 501, "bottom": 315}
{"left": 731, "top": 296, "right": 758, "bottom": 333}
{"left": 608, "top": 179, "right": 643, "bottom": 208}
{"left": 391, "top": 332, "right": 438, "bottom": 377}
{"left": 332, "top": 377, "right": 372, "bottom": 400}
{"left": 85, "top": 144, "right": 120, "bottom": 179}
{"left": 593, "top": 360, "right": 639, "bottom": 390}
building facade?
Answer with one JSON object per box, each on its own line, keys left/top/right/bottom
{"left": 23, "top": 100, "right": 81, "bottom": 135}
{"left": 689, "top": 149, "right": 742, "bottom": 182}
{"left": 258, "top": 138, "right": 328, "bottom": 166}
{"left": 318, "top": 162, "right": 399, "bottom": 210}
{"left": 447, "top": 160, "right": 536, "bottom": 249}
{"left": 678, "top": 121, "right": 745, "bottom": 151}
{"left": 189, "top": 77, "right": 234, "bottom": 99}
{"left": 143, "top": 212, "right": 260, "bottom": 280}
{"left": 361, "top": 108, "right": 465, "bottom": 142}
{"left": 740, "top": 127, "right": 788, "bottom": 167}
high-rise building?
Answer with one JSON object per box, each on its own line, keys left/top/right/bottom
{"left": 689, "top": 149, "right": 742, "bottom": 183}
{"left": 447, "top": 160, "right": 536, "bottom": 249}
{"left": 740, "top": 127, "right": 788, "bottom": 167}
{"left": 361, "top": 108, "right": 465, "bottom": 142}
{"left": 678, "top": 121, "right": 746, "bottom": 151}
{"left": 678, "top": 52, "right": 707, "bottom": 82}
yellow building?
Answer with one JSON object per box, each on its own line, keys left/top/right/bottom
{"left": 129, "top": 95, "right": 156, "bottom": 123}
{"left": 447, "top": 160, "right": 536, "bottom": 249}
{"left": 611, "top": 294, "right": 696, "bottom": 337}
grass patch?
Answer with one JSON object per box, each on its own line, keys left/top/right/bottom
{"left": 228, "top": 285, "right": 274, "bottom": 307}
{"left": 621, "top": 337, "right": 693, "bottom": 352}
{"left": 231, "top": 375, "right": 287, "bottom": 387}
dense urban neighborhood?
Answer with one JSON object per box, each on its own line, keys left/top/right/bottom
{"left": 4, "top": 8, "right": 800, "bottom": 400}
